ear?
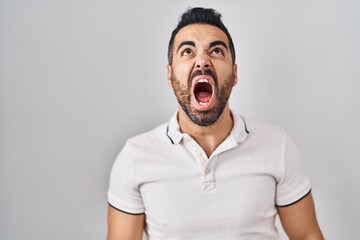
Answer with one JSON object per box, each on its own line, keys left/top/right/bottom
{"left": 167, "top": 64, "right": 173, "bottom": 88}
{"left": 232, "top": 64, "right": 238, "bottom": 86}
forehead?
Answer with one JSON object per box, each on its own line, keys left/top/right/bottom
{"left": 174, "top": 24, "right": 229, "bottom": 47}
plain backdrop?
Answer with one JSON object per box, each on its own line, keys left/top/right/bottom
{"left": 1, "top": 0, "right": 359, "bottom": 239}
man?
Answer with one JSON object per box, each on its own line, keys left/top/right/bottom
{"left": 107, "top": 7, "right": 324, "bottom": 240}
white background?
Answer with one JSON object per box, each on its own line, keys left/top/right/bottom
{"left": 1, "top": 0, "right": 359, "bottom": 239}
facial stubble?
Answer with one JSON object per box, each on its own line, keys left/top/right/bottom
{"left": 170, "top": 69, "right": 235, "bottom": 126}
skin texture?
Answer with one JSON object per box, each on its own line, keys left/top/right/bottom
{"left": 167, "top": 24, "right": 238, "bottom": 157}
{"left": 107, "top": 23, "right": 324, "bottom": 239}
{"left": 168, "top": 24, "right": 236, "bottom": 127}
{"left": 107, "top": 205, "right": 144, "bottom": 240}
{"left": 277, "top": 193, "right": 324, "bottom": 239}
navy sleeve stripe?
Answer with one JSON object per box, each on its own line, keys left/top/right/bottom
{"left": 108, "top": 202, "right": 145, "bottom": 215}
{"left": 276, "top": 188, "right": 312, "bottom": 208}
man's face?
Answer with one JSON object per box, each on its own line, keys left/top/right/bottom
{"left": 167, "top": 24, "right": 238, "bottom": 126}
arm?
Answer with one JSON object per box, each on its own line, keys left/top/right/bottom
{"left": 107, "top": 205, "right": 145, "bottom": 240}
{"left": 277, "top": 192, "right": 324, "bottom": 240}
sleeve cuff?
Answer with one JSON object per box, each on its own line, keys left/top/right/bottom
{"left": 276, "top": 188, "right": 312, "bottom": 207}
{"left": 108, "top": 202, "right": 145, "bottom": 215}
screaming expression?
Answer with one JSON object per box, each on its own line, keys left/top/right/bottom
{"left": 171, "top": 69, "right": 235, "bottom": 126}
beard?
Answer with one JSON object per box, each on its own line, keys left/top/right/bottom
{"left": 171, "top": 69, "right": 235, "bottom": 126}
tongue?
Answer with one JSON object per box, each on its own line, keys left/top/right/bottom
{"left": 196, "top": 92, "right": 212, "bottom": 103}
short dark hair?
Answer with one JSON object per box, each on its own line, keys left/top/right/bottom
{"left": 168, "top": 7, "right": 236, "bottom": 65}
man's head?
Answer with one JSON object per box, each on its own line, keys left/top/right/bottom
{"left": 168, "top": 8, "right": 236, "bottom": 65}
{"left": 167, "top": 7, "right": 238, "bottom": 126}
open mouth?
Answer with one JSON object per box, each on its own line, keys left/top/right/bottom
{"left": 194, "top": 79, "right": 213, "bottom": 105}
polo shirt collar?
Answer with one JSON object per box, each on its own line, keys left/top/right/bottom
{"left": 166, "top": 110, "right": 249, "bottom": 145}
{"left": 230, "top": 110, "right": 250, "bottom": 143}
{"left": 166, "top": 112, "right": 183, "bottom": 144}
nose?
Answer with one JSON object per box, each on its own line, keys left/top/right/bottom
{"left": 195, "top": 53, "right": 211, "bottom": 70}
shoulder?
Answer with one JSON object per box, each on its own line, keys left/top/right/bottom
{"left": 112, "top": 122, "right": 169, "bottom": 167}
{"left": 242, "top": 116, "right": 286, "bottom": 142}
{"left": 123, "top": 122, "right": 171, "bottom": 153}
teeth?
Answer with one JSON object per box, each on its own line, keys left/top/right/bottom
{"left": 197, "top": 79, "right": 209, "bottom": 83}
{"left": 199, "top": 102, "right": 206, "bottom": 105}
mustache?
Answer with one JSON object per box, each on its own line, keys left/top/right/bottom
{"left": 189, "top": 69, "right": 218, "bottom": 87}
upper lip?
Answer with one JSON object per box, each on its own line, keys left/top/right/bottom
{"left": 192, "top": 75, "right": 213, "bottom": 83}
{"left": 191, "top": 75, "right": 214, "bottom": 90}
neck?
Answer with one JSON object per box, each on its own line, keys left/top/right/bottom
{"left": 178, "top": 104, "right": 233, "bottom": 158}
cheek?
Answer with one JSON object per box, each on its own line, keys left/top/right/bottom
{"left": 214, "top": 62, "right": 234, "bottom": 80}
{"left": 172, "top": 61, "right": 194, "bottom": 82}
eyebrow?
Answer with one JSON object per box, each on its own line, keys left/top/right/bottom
{"left": 176, "top": 40, "right": 228, "bottom": 53}
{"left": 177, "top": 41, "right": 195, "bottom": 53}
{"left": 209, "top": 40, "right": 228, "bottom": 50}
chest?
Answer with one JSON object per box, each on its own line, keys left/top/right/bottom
{"left": 136, "top": 147, "right": 281, "bottom": 236}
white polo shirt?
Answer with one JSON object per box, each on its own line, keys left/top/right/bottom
{"left": 108, "top": 111, "right": 311, "bottom": 239}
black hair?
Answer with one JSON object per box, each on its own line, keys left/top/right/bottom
{"left": 167, "top": 7, "right": 236, "bottom": 64}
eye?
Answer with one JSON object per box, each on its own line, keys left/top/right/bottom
{"left": 211, "top": 48, "right": 224, "bottom": 55}
{"left": 181, "top": 48, "right": 193, "bottom": 56}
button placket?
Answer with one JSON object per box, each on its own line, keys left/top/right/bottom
{"left": 184, "top": 137, "right": 208, "bottom": 169}
{"left": 182, "top": 135, "right": 219, "bottom": 192}
{"left": 201, "top": 155, "right": 218, "bottom": 192}
{"left": 201, "top": 164, "right": 215, "bottom": 182}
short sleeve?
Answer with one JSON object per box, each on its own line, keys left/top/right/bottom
{"left": 107, "top": 141, "right": 145, "bottom": 214}
{"left": 275, "top": 132, "right": 311, "bottom": 207}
